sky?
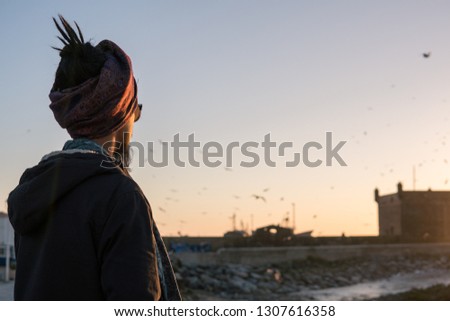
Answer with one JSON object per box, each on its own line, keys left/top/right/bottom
{"left": 2, "top": 0, "right": 450, "bottom": 237}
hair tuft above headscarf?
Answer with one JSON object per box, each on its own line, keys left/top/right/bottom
{"left": 52, "top": 14, "right": 85, "bottom": 52}
{"left": 51, "top": 15, "right": 107, "bottom": 90}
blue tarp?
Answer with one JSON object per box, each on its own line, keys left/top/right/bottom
{"left": 170, "top": 242, "right": 212, "bottom": 253}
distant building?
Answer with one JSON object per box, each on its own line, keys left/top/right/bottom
{"left": 0, "top": 211, "right": 15, "bottom": 280}
{"left": 252, "top": 224, "right": 294, "bottom": 244}
{"left": 375, "top": 183, "right": 450, "bottom": 241}
{"left": 0, "top": 212, "right": 14, "bottom": 246}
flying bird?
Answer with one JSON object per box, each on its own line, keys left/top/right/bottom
{"left": 423, "top": 52, "right": 431, "bottom": 58}
{"left": 251, "top": 194, "right": 266, "bottom": 202}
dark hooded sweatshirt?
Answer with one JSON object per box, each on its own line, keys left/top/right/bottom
{"left": 7, "top": 150, "right": 181, "bottom": 300}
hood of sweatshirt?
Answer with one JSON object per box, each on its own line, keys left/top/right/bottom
{"left": 7, "top": 150, "right": 123, "bottom": 235}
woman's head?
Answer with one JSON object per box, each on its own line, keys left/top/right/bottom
{"left": 49, "top": 15, "right": 141, "bottom": 167}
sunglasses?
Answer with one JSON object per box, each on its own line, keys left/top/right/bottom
{"left": 132, "top": 78, "right": 143, "bottom": 122}
{"left": 135, "top": 103, "right": 142, "bottom": 122}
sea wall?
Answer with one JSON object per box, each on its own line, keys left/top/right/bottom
{"left": 173, "top": 243, "right": 450, "bottom": 265}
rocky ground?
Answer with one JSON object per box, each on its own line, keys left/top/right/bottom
{"left": 172, "top": 254, "right": 450, "bottom": 300}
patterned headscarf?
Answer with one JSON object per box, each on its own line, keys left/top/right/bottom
{"left": 49, "top": 40, "right": 138, "bottom": 139}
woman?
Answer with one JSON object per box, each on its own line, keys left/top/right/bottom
{"left": 7, "top": 15, "right": 181, "bottom": 300}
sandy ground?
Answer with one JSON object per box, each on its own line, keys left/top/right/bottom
{"left": 0, "top": 282, "right": 14, "bottom": 301}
